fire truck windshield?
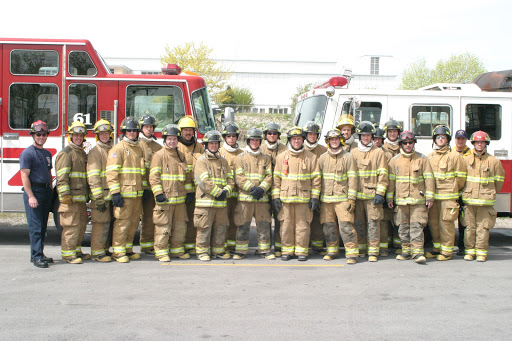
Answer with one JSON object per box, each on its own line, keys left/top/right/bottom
{"left": 294, "top": 95, "right": 328, "bottom": 129}
{"left": 191, "top": 87, "right": 216, "bottom": 134}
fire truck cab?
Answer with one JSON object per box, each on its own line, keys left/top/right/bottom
{"left": 294, "top": 77, "right": 512, "bottom": 215}
{"left": 0, "top": 38, "right": 216, "bottom": 213}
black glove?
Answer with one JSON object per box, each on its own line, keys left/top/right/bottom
{"left": 185, "top": 192, "right": 195, "bottom": 204}
{"left": 95, "top": 200, "right": 107, "bottom": 213}
{"left": 112, "top": 193, "right": 124, "bottom": 208}
{"left": 272, "top": 198, "right": 282, "bottom": 212}
{"left": 216, "top": 189, "right": 228, "bottom": 201}
{"left": 308, "top": 198, "right": 320, "bottom": 211}
{"left": 155, "top": 194, "right": 167, "bottom": 204}
{"left": 373, "top": 194, "right": 385, "bottom": 205}
{"left": 142, "top": 189, "right": 151, "bottom": 201}
{"left": 250, "top": 187, "right": 265, "bottom": 201}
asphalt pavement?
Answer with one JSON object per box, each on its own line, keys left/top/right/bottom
{"left": 1, "top": 221, "right": 512, "bottom": 340}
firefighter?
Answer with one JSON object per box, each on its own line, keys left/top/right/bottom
{"left": 87, "top": 119, "right": 114, "bottom": 262}
{"left": 387, "top": 131, "right": 435, "bottom": 264}
{"left": 303, "top": 121, "right": 328, "bottom": 254}
{"left": 232, "top": 127, "right": 275, "bottom": 260}
{"left": 194, "top": 130, "right": 234, "bottom": 261}
{"left": 351, "top": 121, "right": 389, "bottom": 262}
{"left": 426, "top": 125, "right": 466, "bottom": 261}
{"left": 383, "top": 119, "right": 403, "bottom": 253}
{"left": 462, "top": 131, "right": 505, "bottom": 262}
{"left": 336, "top": 114, "right": 358, "bottom": 152}
{"left": 260, "top": 122, "right": 286, "bottom": 256}
{"left": 106, "top": 117, "right": 146, "bottom": 263}
{"left": 373, "top": 127, "right": 394, "bottom": 257}
{"left": 219, "top": 122, "right": 243, "bottom": 253}
{"left": 272, "top": 126, "right": 321, "bottom": 261}
{"left": 55, "top": 121, "right": 88, "bottom": 264}
{"left": 177, "top": 116, "right": 204, "bottom": 255}
{"left": 454, "top": 129, "right": 472, "bottom": 256}
{"left": 138, "top": 115, "right": 162, "bottom": 254}
{"left": 149, "top": 124, "right": 194, "bottom": 261}
{"left": 318, "top": 129, "right": 359, "bottom": 264}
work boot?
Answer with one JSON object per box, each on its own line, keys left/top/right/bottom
{"left": 425, "top": 251, "right": 440, "bottom": 258}
{"left": 394, "top": 248, "right": 402, "bottom": 255}
{"left": 33, "top": 259, "right": 49, "bottom": 268}
{"left": 380, "top": 251, "right": 389, "bottom": 257}
{"left": 188, "top": 249, "right": 197, "bottom": 255}
{"left": 113, "top": 255, "right": 130, "bottom": 263}
{"left": 346, "top": 258, "right": 357, "bottom": 265}
{"left": 368, "top": 256, "right": 378, "bottom": 262}
{"left": 436, "top": 254, "right": 452, "bottom": 261}
{"left": 214, "top": 252, "right": 230, "bottom": 259}
{"left": 262, "top": 252, "right": 276, "bottom": 260}
{"left": 31, "top": 255, "right": 54, "bottom": 263}
{"left": 476, "top": 256, "right": 487, "bottom": 262}
{"left": 232, "top": 254, "right": 245, "bottom": 260}
{"left": 66, "top": 257, "right": 83, "bottom": 264}
{"left": 464, "top": 254, "right": 474, "bottom": 261}
{"left": 157, "top": 255, "right": 171, "bottom": 262}
{"left": 281, "top": 255, "right": 291, "bottom": 261}
{"left": 413, "top": 255, "right": 427, "bottom": 264}
{"left": 274, "top": 251, "right": 282, "bottom": 257}
{"left": 298, "top": 255, "right": 308, "bottom": 261}
{"left": 198, "top": 254, "right": 210, "bottom": 262}
{"left": 358, "top": 252, "right": 367, "bottom": 258}
{"left": 127, "top": 252, "right": 141, "bottom": 260}
{"left": 93, "top": 255, "right": 112, "bottom": 262}
{"left": 396, "top": 253, "right": 411, "bottom": 261}
{"left": 77, "top": 253, "right": 91, "bottom": 260}
{"left": 178, "top": 253, "right": 190, "bottom": 260}
{"left": 456, "top": 248, "right": 465, "bottom": 256}
{"left": 323, "top": 254, "right": 335, "bottom": 261}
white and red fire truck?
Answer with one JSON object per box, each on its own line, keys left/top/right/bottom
{"left": 294, "top": 76, "right": 512, "bottom": 214}
{"left": 0, "top": 38, "right": 216, "bottom": 216}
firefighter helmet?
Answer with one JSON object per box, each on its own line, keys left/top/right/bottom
{"left": 221, "top": 122, "right": 240, "bottom": 137}
{"left": 202, "top": 130, "right": 222, "bottom": 144}
{"left": 303, "top": 121, "right": 321, "bottom": 134}
{"left": 162, "top": 124, "right": 181, "bottom": 139}
{"left": 286, "top": 126, "right": 305, "bottom": 141}
{"left": 263, "top": 122, "right": 281, "bottom": 139}
{"left": 120, "top": 117, "right": 141, "bottom": 133}
{"left": 470, "top": 130, "right": 490, "bottom": 145}
{"left": 356, "top": 121, "right": 376, "bottom": 136}
{"left": 246, "top": 127, "right": 263, "bottom": 140}
{"left": 177, "top": 116, "right": 197, "bottom": 130}
{"left": 30, "top": 120, "right": 49, "bottom": 135}
{"left": 324, "top": 129, "right": 345, "bottom": 146}
{"left": 383, "top": 119, "right": 403, "bottom": 133}
{"left": 336, "top": 114, "right": 356, "bottom": 130}
{"left": 374, "top": 127, "right": 385, "bottom": 139}
{"left": 399, "top": 130, "right": 417, "bottom": 143}
{"left": 67, "top": 121, "right": 87, "bottom": 143}
{"left": 139, "top": 115, "right": 157, "bottom": 128}
{"left": 93, "top": 119, "right": 113, "bottom": 141}
{"left": 432, "top": 125, "right": 451, "bottom": 143}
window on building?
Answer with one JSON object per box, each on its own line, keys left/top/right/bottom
{"left": 68, "top": 84, "right": 97, "bottom": 128}
{"left": 465, "top": 104, "right": 501, "bottom": 140}
{"left": 411, "top": 105, "right": 451, "bottom": 137}
{"left": 68, "top": 51, "right": 97, "bottom": 76}
{"left": 9, "top": 83, "right": 59, "bottom": 130}
{"left": 10, "top": 50, "right": 59, "bottom": 76}
{"left": 370, "top": 57, "right": 380, "bottom": 75}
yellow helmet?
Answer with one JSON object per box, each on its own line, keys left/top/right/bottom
{"left": 324, "top": 129, "right": 345, "bottom": 146}
{"left": 336, "top": 114, "right": 355, "bottom": 130}
{"left": 93, "top": 119, "right": 113, "bottom": 141}
{"left": 67, "top": 121, "right": 86, "bottom": 143}
{"left": 177, "top": 116, "right": 197, "bottom": 130}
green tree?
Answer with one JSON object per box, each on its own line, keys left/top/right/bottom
{"left": 399, "top": 53, "right": 487, "bottom": 90}
{"left": 160, "top": 42, "right": 231, "bottom": 101}
{"left": 217, "top": 86, "right": 254, "bottom": 112}
{"left": 290, "top": 83, "right": 313, "bottom": 112}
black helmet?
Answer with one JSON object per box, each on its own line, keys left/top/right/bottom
{"left": 303, "top": 121, "right": 321, "bottom": 134}
{"left": 246, "top": 127, "right": 263, "bottom": 140}
{"left": 286, "top": 126, "right": 305, "bottom": 142}
{"left": 384, "top": 119, "right": 403, "bottom": 133}
{"left": 162, "top": 124, "right": 181, "bottom": 139}
{"left": 202, "top": 130, "right": 222, "bottom": 144}
{"left": 356, "top": 121, "right": 376, "bottom": 136}
{"left": 374, "top": 127, "right": 385, "bottom": 139}
{"left": 139, "top": 115, "right": 157, "bottom": 128}
{"left": 120, "top": 117, "right": 140, "bottom": 133}
{"left": 263, "top": 122, "right": 281, "bottom": 140}
{"left": 221, "top": 122, "right": 240, "bottom": 137}
{"left": 432, "top": 125, "right": 451, "bottom": 143}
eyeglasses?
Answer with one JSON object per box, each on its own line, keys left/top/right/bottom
{"left": 435, "top": 136, "right": 447, "bottom": 140}
{"left": 401, "top": 141, "right": 414, "bottom": 145}
{"left": 35, "top": 133, "right": 48, "bottom": 137}
{"left": 125, "top": 129, "right": 138, "bottom": 133}
{"left": 267, "top": 132, "right": 278, "bottom": 136}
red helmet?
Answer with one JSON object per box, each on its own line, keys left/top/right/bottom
{"left": 30, "top": 120, "right": 49, "bottom": 135}
{"left": 470, "top": 131, "right": 490, "bottom": 145}
{"left": 399, "top": 130, "right": 416, "bottom": 143}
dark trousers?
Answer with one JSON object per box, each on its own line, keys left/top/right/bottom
{"left": 23, "top": 187, "right": 52, "bottom": 260}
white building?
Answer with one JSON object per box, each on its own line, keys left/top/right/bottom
{"left": 104, "top": 55, "right": 399, "bottom": 114}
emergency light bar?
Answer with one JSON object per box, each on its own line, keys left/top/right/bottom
{"left": 314, "top": 76, "right": 348, "bottom": 89}
{"left": 161, "top": 64, "right": 182, "bottom": 75}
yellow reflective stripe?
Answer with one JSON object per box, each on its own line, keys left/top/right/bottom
{"left": 238, "top": 193, "right": 269, "bottom": 202}
{"left": 157, "top": 196, "right": 186, "bottom": 204}
{"left": 119, "top": 168, "right": 145, "bottom": 174}
{"left": 433, "top": 192, "right": 459, "bottom": 200}
{"left": 462, "top": 198, "right": 496, "bottom": 205}
{"left": 106, "top": 165, "right": 121, "bottom": 172}
{"left": 195, "top": 199, "right": 227, "bottom": 207}
{"left": 87, "top": 169, "right": 101, "bottom": 177}
{"left": 161, "top": 174, "right": 187, "bottom": 181}
{"left": 467, "top": 176, "right": 497, "bottom": 183}
{"left": 150, "top": 167, "right": 162, "bottom": 176}
{"left": 280, "top": 196, "right": 310, "bottom": 203}
{"left": 152, "top": 185, "right": 163, "bottom": 193}
{"left": 56, "top": 167, "right": 71, "bottom": 176}
{"left": 170, "top": 247, "right": 185, "bottom": 254}
{"left": 322, "top": 173, "right": 348, "bottom": 182}
{"left": 395, "top": 197, "right": 426, "bottom": 205}
{"left": 109, "top": 183, "right": 120, "bottom": 192}
{"left": 69, "top": 171, "right": 87, "bottom": 178}
{"left": 57, "top": 184, "right": 70, "bottom": 192}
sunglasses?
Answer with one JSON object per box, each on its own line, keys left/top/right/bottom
{"left": 267, "top": 132, "right": 278, "bottom": 136}
{"left": 125, "top": 129, "right": 138, "bottom": 133}
{"left": 35, "top": 133, "right": 48, "bottom": 137}
{"left": 401, "top": 141, "right": 414, "bottom": 145}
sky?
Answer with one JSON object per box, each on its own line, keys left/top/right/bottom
{"left": 2, "top": 0, "right": 511, "bottom": 73}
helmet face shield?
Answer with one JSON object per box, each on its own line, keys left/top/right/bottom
{"left": 30, "top": 120, "right": 49, "bottom": 134}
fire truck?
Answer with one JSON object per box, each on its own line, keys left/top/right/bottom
{"left": 0, "top": 38, "right": 216, "bottom": 218}
{"left": 293, "top": 76, "right": 512, "bottom": 215}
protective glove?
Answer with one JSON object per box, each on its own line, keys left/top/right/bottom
{"left": 185, "top": 192, "right": 195, "bottom": 204}
{"left": 155, "top": 194, "right": 167, "bottom": 204}
{"left": 61, "top": 195, "right": 73, "bottom": 205}
{"left": 250, "top": 187, "right": 265, "bottom": 201}
{"left": 308, "top": 198, "right": 320, "bottom": 211}
{"left": 95, "top": 199, "right": 107, "bottom": 212}
{"left": 215, "top": 189, "right": 228, "bottom": 201}
{"left": 272, "top": 198, "right": 282, "bottom": 212}
{"left": 142, "top": 189, "right": 151, "bottom": 201}
{"left": 347, "top": 199, "right": 356, "bottom": 213}
{"left": 372, "top": 194, "right": 385, "bottom": 205}
{"left": 112, "top": 193, "right": 124, "bottom": 208}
